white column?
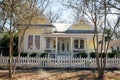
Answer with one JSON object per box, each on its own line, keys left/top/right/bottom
{"left": 55, "top": 37, "right": 58, "bottom": 57}
{"left": 71, "top": 37, "right": 73, "bottom": 55}
{"left": 87, "top": 37, "right": 89, "bottom": 52}
{"left": 87, "top": 37, "right": 90, "bottom": 57}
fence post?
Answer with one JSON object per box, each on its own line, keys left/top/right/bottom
{"left": 0, "top": 53, "right": 2, "bottom": 66}
{"left": 27, "top": 53, "right": 30, "bottom": 68}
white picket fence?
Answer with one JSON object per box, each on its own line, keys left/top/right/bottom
{"left": 0, "top": 55, "right": 120, "bottom": 69}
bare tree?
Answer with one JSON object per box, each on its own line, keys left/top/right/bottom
{"left": 61, "top": 0, "right": 119, "bottom": 79}
{"left": 46, "top": 8, "right": 62, "bottom": 23}
{"left": 0, "top": 0, "right": 50, "bottom": 79}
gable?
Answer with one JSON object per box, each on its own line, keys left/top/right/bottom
{"left": 17, "top": 14, "right": 55, "bottom": 30}
{"left": 30, "top": 14, "right": 50, "bottom": 24}
{"left": 69, "top": 22, "right": 94, "bottom": 30}
{"left": 23, "top": 14, "right": 51, "bottom": 25}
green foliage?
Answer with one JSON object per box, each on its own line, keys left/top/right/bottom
{"left": 30, "top": 52, "right": 38, "bottom": 57}
{"left": 90, "top": 52, "right": 106, "bottom": 58}
{"left": 20, "top": 52, "right": 28, "bottom": 57}
{"left": 0, "top": 33, "right": 9, "bottom": 54}
{"left": 12, "top": 52, "right": 18, "bottom": 57}
{"left": 40, "top": 53, "right": 48, "bottom": 57}
{"left": 90, "top": 52, "right": 96, "bottom": 58}
{"left": 0, "top": 32, "right": 18, "bottom": 54}
{"left": 105, "top": 28, "right": 112, "bottom": 41}
{"left": 2, "top": 52, "right": 9, "bottom": 56}
{"left": 77, "top": 52, "right": 88, "bottom": 58}
{"left": 108, "top": 51, "right": 117, "bottom": 58}
{"left": 99, "top": 53, "right": 106, "bottom": 58}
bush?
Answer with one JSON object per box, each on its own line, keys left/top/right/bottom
{"left": 90, "top": 52, "right": 106, "bottom": 58}
{"left": 99, "top": 53, "right": 106, "bottom": 58}
{"left": 30, "top": 52, "right": 38, "bottom": 57}
{"left": 90, "top": 52, "right": 96, "bottom": 58}
{"left": 40, "top": 53, "right": 48, "bottom": 57}
{"left": 108, "top": 52, "right": 116, "bottom": 58}
{"left": 20, "top": 52, "right": 28, "bottom": 57}
{"left": 76, "top": 52, "right": 88, "bottom": 58}
{"left": 12, "top": 52, "right": 18, "bottom": 57}
{"left": 2, "top": 52, "right": 9, "bottom": 56}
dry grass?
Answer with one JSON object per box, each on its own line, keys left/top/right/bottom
{"left": 0, "top": 69, "right": 120, "bottom": 80}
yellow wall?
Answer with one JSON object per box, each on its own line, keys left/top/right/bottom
{"left": 18, "top": 27, "right": 44, "bottom": 52}
{"left": 88, "top": 38, "right": 95, "bottom": 50}
{"left": 18, "top": 28, "right": 43, "bottom": 37}
{"left": 70, "top": 23, "right": 92, "bottom": 30}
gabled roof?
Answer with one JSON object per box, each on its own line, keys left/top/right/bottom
{"left": 68, "top": 22, "right": 94, "bottom": 30}
{"left": 17, "top": 14, "right": 55, "bottom": 28}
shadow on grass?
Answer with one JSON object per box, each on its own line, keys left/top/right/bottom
{"left": 0, "top": 71, "right": 9, "bottom": 79}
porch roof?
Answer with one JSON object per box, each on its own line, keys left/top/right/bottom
{"left": 54, "top": 30, "right": 95, "bottom": 34}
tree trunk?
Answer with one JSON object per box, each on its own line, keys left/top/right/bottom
{"left": 98, "top": 69, "right": 104, "bottom": 79}
{"left": 9, "top": 15, "right": 13, "bottom": 80}
{"left": 9, "top": 0, "right": 13, "bottom": 79}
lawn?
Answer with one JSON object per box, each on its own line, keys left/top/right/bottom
{"left": 0, "top": 69, "right": 120, "bottom": 80}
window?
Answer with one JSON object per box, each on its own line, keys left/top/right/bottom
{"left": 117, "top": 46, "right": 119, "bottom": 51}
{"left": 74, "top": 39, "right": 84, "bottom": 49}
{"left": 67, "top": 43, "right": 69, "bottom": 51}
{"left": 35, "top": 35, "right": 40, "bottom": 49}
{"left": 46, "top": 38, "right": 50, "bottom": 48}
{"left": 28, "top": 35, "right": 33, "bottom": 49}
{"left": 111, "top": 47, "right": 113, "bottom": 51}
{"left": 80, "top": 40, "right": 84, "bottom": 49}
{"left": 74, "top": 39, "right": 78, "bottom": 48}
{"left": 53, "top": 40, "right": 56, "bottom": 48}
{"left": 62, "top": 43, "right": 65, "bottom": 51}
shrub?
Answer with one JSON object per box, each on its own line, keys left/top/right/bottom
{"left": 108, "top": 52, "right": 116, "bottom": 58}
{"left": 40, "top": 53, "right": 48, "bottom": 57}
{"left": 90, "top": 52, "right": 107, "bottom": 58}
{"left": 12, "top": 52, "right": 18, "bottom": 57}
{"left": 30, "top": 52, "right": 38, "bottom": 57}
{"left": 99, "top": 53, "right": 106, "bottom": 58}
{"left": 20, "top": 52, "right": 28, "bottom": 57}
{"left": 76, "top": 52, "right": 88, "bottom": 58}
{"left": 90, "top": 52, "right": 96, "bottom": 58}
{"left": 2, "top": 52, "right": 9, "bottom": 56}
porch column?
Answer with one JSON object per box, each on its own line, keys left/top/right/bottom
{"left": 87, "top": 37, "right": 90, "bottom": 57}
{"left": 55, "top": 37, "right": 58, "bottom": 57}
{"left": 71, "top": 37, "right": 73, "bottom": 55}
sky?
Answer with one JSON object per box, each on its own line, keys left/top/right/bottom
{"left": 44, "top": 0, "right": 75, "bottom": 23}
{"left": 43, "top": 0, "right": 119, "bottom": 24}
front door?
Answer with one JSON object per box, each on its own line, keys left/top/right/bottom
{"left": 58, "top": 39, "right": 69, "bottom": 54}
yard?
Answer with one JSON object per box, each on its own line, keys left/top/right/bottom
{"left": 0, "top": 68, "right": 120, "bottom": 80}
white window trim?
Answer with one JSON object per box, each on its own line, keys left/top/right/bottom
{"left": 74, "top": 39, "right": 85, "bottom": 49}
{"left": 27, "top": 35, "right": 40, "bottom": 50}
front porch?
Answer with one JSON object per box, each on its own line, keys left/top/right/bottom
{"left": 44, "top": 35, "right": 91, "bottom": 58}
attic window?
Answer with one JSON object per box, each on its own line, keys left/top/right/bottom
{"left": 80, "top": 20, "right": 84, "bottom": 23}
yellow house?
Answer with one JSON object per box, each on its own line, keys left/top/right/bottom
{"left": 17, "top": 14, "right": 102, "bottom": 57}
